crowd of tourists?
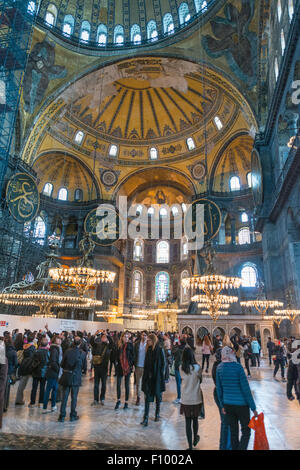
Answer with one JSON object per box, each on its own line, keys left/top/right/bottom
{"left": 0, "top": 326, "right": 299, "bottom": 450}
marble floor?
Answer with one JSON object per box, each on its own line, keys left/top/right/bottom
{"left": 1, "top": 358, "right": 300, "bottom": 450}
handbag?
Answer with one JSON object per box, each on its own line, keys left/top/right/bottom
{"left": 248, "top": 413, "right": 269, "bottom": 450}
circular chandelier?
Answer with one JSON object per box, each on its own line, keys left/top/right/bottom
{"left": 182, "top": 274, "right": 242, "bottom": 292}
{"left": 265, "top": 313, "right": 288, "bottom": 328}
{"left": 49, "top": 267, "right": 116, "bottom": 297}
{"left": 274, "top": 309, "right": 300, "bottom": 323}
{"left": 191, "top": 293, "right": 236, "bottom": 322}
{"left": 241, "top": 300, "right": 284, "bottom": 316}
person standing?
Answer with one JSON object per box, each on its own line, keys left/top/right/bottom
{"left": 273, "top": 340, "right": 286, "bottom": 382}
{"left": 42, "top": 335, "right": 62, "bottom": 413}
{"left": 216, "top": 346, "right": 258, "bottom": 450}
{"left": 29, "top": 335, "right": 50, "bottom": 407}
{"left": 0, "top": 337, "right": 8, "bottom": 429}
{"left": 172, "top": 337, "right": 186, "bottom": 404}
{"left": 90, "top": 332, "right": 111, "bottom": 406}
{"left": 266, "top": 337, "right": 275, "bottom": 366}
{"left": 201, "top": 335, "right": 212, "bottom": 373}
{"left": 243, "top": 339, "right": 252, "bottom": 378}
{"left": 212, "top": 348, "right": 231, "bottom": 450}
{"left": 180, "top": 347, "right": 203, "bottom": 450}
{"left": 140, "top": 333, "right": 166, "bottom": 426}
{"left": 134, "top": 331, "right": 147, "bottom": 406}
{"left": 15, "top": 333, "right": 36, "bottom": 405}
{"left": 58, "top": 336, "right": 87, "bottom": 422}
{"left": 115, "top": 332, "right": 134, "bottom": 410}
{"left": 251, "top": 337, "right": 261, "bottom": 367}
{"left": 3, "top": 334, "right": 18, "bottom": 412}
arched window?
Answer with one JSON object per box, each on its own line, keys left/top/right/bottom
{"left": 62, "top": 15, "right": 74, "bottom": 36}
{"left": 275, "top": 57, "right": 279, "bottom": 81}
{"left": 132, "top": 271, "right": 142, "bottom": 302}
{"left": 33, "top": 216, "right": 46, "bottom": 245}
{"left": 27, "top": 1, "right": 36, "bottom": 14}
{"left": 238, "top": 227, "right": 250, "bottom": 245}
{"left": 149, "top": 147, "right": 158, "bottom": 160}
{"left": 130, "top": 24, "right": 141, "bottom": 44}
{"left": 247, "top": 172, "right": 252, "bottom": 187}
{"left": 42, "top": 182, "right": 53, "bottom": 197}
{"left": 186, "top": 137, "right": 195, "bottom": 150}
{"left": 133, "top": 239, "right": 143, "bottom": 261}
{"left": 179, "top": 2, "right": 190, "bottom": 25}
{"left": 195, "top": 0, "right": 208, "bottom": 12}
{"left": 45, "top": 4, "right": 57, "bottom": 26}
{"left": 159, "top": 207, "right": 168, "bottom": 218}
{"left": 277, "top": 0, "right": 282, "bottom": 21}
{"left": 147, "top": 20, "right": 158, "bottom": 40}
{"left": 97, "top": 24, "right": 107, "bottom": 45}
{"left": 181, "top": 270, "right": 189, "bottom": 303}
{"left": 241, "top": 212, "right": 248, "bottom": 223}
{"left": 109, "top": 144, "right": 118, "bottom": 157}
{"left": 281, "top": 30, "right": 285, "bottom": 54}
{"left": 155, "top": 272, "right": 169, "bottom": 302}
{"left": 114, "top": 25, "right": 124, "bottom": 45}
{"left": 163, "top": 13, "right": 174, "bottom": 34}
{"left": 74, "top": 189, "right": 83, "bottom": 201}
{"left": 58, "top": 187, "right": 68, "bottom": 201}
{"left": 181, "top": 236, "right": 188, "bottom": 259}
{"left": 214, "top": 116, "right": 223, "bottom": 130}
{"left": 80, "top": 21, "right": 91, "bottom": 42}
{"left": 230, "top": 176, "right": 241, "bottom": 191}
{"left": 156, "top": 241, "right": 169, "bottom": 263}
{"left": 148, "top": 207, "right": 155, "bottom": 215}
{"left": 241, "top": 264, "right": 257, "bottom": 287}
{"left": 288, "top": 0, "right": 294, "bottom": 21}
{"left": 74, "top": 130, "right": 84, "bottom": 145}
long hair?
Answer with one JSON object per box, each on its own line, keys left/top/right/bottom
{"left": 222, "top": 335, "right": 233, "bottom": 348}
{"left": 181, "top": 347, "right": 197, "bottom": 374}
{"left": 146, "top": 333, "right": 158, "bottom": 351}
{"left": 203, "top": 335, "right": 212, "bottom": 346}
{"left": 118, "top": 332, "right": 128, "bottom": 349}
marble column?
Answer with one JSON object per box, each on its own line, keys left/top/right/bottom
{"left": 76, "top": 217, "right": 84, "bottom": 248}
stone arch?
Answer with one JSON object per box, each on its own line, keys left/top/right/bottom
{"left": 229, "top": 327, "right": 242, "bottom": 338}
{"left": 182, "top": 325, "right": 193, "bottom": 335}
{"left": 212, "top": 326, "right": 225, "bottom": 338}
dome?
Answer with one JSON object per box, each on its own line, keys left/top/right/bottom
{"left": 34, "top": 0, "right": 215, "bottom": 48}
{"left": 33, "top": 153, "right": 100, "bottom": 201}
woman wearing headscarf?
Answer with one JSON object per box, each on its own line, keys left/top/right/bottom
{"left": 216, "top": 346, "right": 258, "bottom": 450}
{"left": 140, "top": 333, "right": 166, "bottom": 427}
{"left": 180, "top": 347, "right": 203, "bottom": 450}
{"left": 115, "top": 332, "right": 134, "bottom": 410}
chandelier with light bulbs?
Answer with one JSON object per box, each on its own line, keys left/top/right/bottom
{"left": 240, "top": 299, "right": 284, "bottom": 316}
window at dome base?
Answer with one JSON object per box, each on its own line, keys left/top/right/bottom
{"left": 179, "top": 3, "right": 190, "bottom": 25}
{"left": 58, "top": 188, "right": 68, "bottom": 201}
{"left": 155, "top": 272, "right": 169, "bottom": 303}
{"left": 131, "top": 24, "right": 141, "bottom": 44}
{"left": 74, "top": 189, "right": 83, "bottom": 202}
{"left": 289, "top": 0, "right": 294, "bottom": 21}
{"left": 109, "top": 144, "right": 118, "bottom": 157}
{"left": 195, "top": 0, "right": 208, "bottom": 13}
{"left": 45, "top": 4, "right": 57, "bottom": 27}
{"left": 27, "top": 1, "right": 35, "bottom": 14}
{"left": 62, "top": 15, "right": 74, "bottom": 36}
{"left": 163, "top": 14, "right": 174, "bottom": 35}
{"left": 97, "top": 25, "right": 107, "bottom": 45}
{"left": 42, "top": 182, "right": 53, "bottom": 197}
{"left": 80, "top": 21, "right": 90, "bottom": 42}
{"left": 147, "top": 20, "right": 158, "bottom": 41}
{"left": 114, "top": 25, "right": 124, "bottom": 45}
{"left": 247, "top": 172, "right": 252, "bottom": 188}
{"left": 241, "top": 265, "right": 257, "bottom": 287}
{"left": 186, "top": 137, "right": 196, "bottom": 150}
{"left": 230, "top": 176, "right": 241, "bottom": 191}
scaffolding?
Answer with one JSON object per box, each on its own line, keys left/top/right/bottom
{"left": 0, "top": 0, "right": 37, "bottom": 193}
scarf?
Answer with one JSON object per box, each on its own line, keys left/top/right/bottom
{"left": 120, "top": 343, "right": 130, "bottom": 376}
{"left": 221, "top": 346, "right": 237, "bottom": 363}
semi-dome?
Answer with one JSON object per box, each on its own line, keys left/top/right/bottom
{"left": 31, "top": 0, "right": 217, "bottom": 48}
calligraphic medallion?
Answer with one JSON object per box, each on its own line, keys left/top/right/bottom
{"left": 84, "top": 205, "right": 120, "bottom": 246}
{"left": 6, "top": 173, "right": 39, "bottom": 223}
{"left": 186, "top": 198, "right": 221, "bottom": 243}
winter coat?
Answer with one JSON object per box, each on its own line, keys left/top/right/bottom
{"left": 267, "top": 340, "right": 275, "bottom": 353}
{"left": 5, "top": 344, "right": 18, "bottom": 376}
{"left": 61, "top": 346, "right": 87, "bottom": 387}
{"left": 31, "top": 347, "right": 49, "bottom": 378}
{"left": 45, "top": 344, "right": 61, "bottom": 380}
{"left": 216, "top": 362, "right": 256, "bottom": 411}
{"left": 180, "top": 363, "right": 203, "bottom": 405}
{"left": 172, "top": 343, "right": 185, "bottom": 370}
{"left": 251, "top": 341, "right": 261, "bottom": 354}
{"left": 19, "top": 344, "right": 36, "bottom": 376}
{"left": 91, "top": 337, "right": 111, "bottom": 369}
{"left": 115, "top": 342, "right": 134, "bottom": 377}
{"left": 273, "top": 345, "right": 284, "bottom": 361}
{"left": 142, "top": 343, "right": 166, "bottom": 401}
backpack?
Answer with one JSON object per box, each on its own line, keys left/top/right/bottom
{"left": 20, "top": 356, "right": 35, "bottom": 376}
{"left": 17, "top": 349, "right": 24, "bottom": 364}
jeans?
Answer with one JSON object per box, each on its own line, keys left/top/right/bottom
{"left": 109, "top": 359, "right": 116, "bottom": 375}
{"left": 202, "top": 354, "right": 210, "bottom": 371}
{"left": 30, "top": 377, "right": 46, "bottom": 404}
{"left": 224, "top": 404, "right": 251, "bottom": 450}
{"left": 43, "top": 378, "right": 58, "bottom": 409}
{"left": 244, "top": 358, "right": 251, "bottom": 376}
{"left": 94, "top": 366, "right": 107, "bottom": 402}
{"left": 274, "top": 359, "right": 285, "bottom": 378}
{"left": 253, "top": 353, "right": 260, "bottom": 367}
{"left": 268, "top": 351, "right": 272, "bottom": 365}
{"left": 213, "top": 388, "right": 231, "bottom": 450}
{"left": 134, "top": 367, "right": 144, "bottom": 399}
{"left": 175, "top": 369, "right": 181, "bottom": 399}
{"left": 117, "top": 373, "right": 131, "bottom": 402}
{"left": 59, "top": 386, "right": 79, "bottom": 418}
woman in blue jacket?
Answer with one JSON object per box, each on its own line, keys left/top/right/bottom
{"left": 216, "top": 346, "right": 258, "bottom": 450}
{"left": 251, "top": 337, "right": 261, "bottom": 367}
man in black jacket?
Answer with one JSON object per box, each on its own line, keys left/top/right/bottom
{"left": 266, "top": 337, "right": 275, "bottom": 365}
{"left": 15, "top": 333, "right": 36, "bottom": 405}
{"left": 58, "top": 336, "right": 87, "bottom": 422}
{"left": 90, "top": 332, "right": 111, "bottom": 406}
